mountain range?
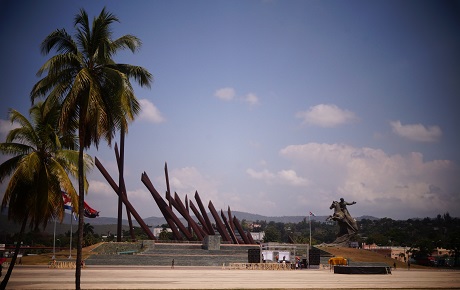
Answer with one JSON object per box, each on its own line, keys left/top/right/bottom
{"left": 0, "top": 208, "right": 378, "bottom": 236}
{"left": 56, "top": 211, "right": 378, "bottom": 227}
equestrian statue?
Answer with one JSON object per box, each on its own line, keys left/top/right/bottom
{"left": 327, "top": 198, "right": 358, "bottom": 246}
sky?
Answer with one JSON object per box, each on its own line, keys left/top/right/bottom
{"left": 1, "top": 0, "right": 460, "bottom": 221}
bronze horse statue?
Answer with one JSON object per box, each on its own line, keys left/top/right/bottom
{"left": 327, "top": 200, "right": 358, "bottom": 237}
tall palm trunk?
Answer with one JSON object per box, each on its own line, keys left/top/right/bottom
{"left": 0, "top": 216, "right": 27, "bottom": 290}
{"left": 75, "top": 136, "right": 85, "bottom": 290}
{"left": 116, "top": 127, "right": 123, "bottom": 242}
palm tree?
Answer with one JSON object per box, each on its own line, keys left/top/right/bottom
{"left": 83, "top": 222, "right": 95, "bottom": 238}
{"left": 30, "top": 8, "right": 152, "bottom": 289}
{"left": 0, "top": 102, "right": 91, "bottom": 289}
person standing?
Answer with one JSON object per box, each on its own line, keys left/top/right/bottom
{"left": 171, "top": 259, "right": 175, "bottom": 269}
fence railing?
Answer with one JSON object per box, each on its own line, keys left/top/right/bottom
{"left": 227, "top": 262, "right": 293, "bottom": 270}
{"left": 48, "top": 260, "right": 78, "bottom": 269}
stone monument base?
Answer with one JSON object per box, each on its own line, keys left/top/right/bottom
{"left": 331, "top": 233, "right": 356, "bottom": 247}
{"left": 202, "top": 235, "right": 221, "bottom": 250}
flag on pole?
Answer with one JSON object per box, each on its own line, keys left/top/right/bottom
{"left": 62, "top": 192, "right": 73, "bottom": 211}
{"left": 61, "top": 191, "right": 100, "bottom": 218}
{"left": 309, "top": 211, "right": 316, "bottom": 216}
{"left": 83, "top": 201, "right": 99, "bottom": 218}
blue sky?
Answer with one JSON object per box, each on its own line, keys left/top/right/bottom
{"left": 1, "top": 0, "right": 459, "bottom": 220}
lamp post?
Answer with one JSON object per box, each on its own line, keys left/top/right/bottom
{"left": 308, "top": 213, "right": 311, "bottom": 268}
{"left": 309, "top": 214, "right": 312, "bottom": 249}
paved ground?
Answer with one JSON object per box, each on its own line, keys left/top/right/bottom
{"left": 3, "top": 265, "right": 460, "bottom": 289}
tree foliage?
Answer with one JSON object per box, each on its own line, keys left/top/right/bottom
{"left": 0, "top": 102, "right": 88, "bottom": 288}
{"left": 30, "top": 8, "right": 152, "bottom": 289}
{"left": 252, "top": 213, "right": 459, "bottom": 260}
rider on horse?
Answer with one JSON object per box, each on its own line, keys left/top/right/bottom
{"left": 339, "top": 198, "right": 356, "bottom": 219}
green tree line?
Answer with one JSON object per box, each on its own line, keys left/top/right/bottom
{"left": 242, "top": 212, "right": 459, "bottom": 258}
{"left": 3, "top": 212, "right": 458, "bottom": 261}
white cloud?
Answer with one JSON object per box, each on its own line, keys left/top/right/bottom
{"left": 214, "top": 87, "right": 236, "bottom": 101}
{"left": 167, "top": 166, "right": 222, "bottom": 206}
{"left": 244, "top": 93, "right": 259, "bottom": 105}
{"left": 278, "top": 170, "right": 309, "bottom": 186}
{"left": 246, "top": 168, "right": 275, "bottom": 181}
{"left": 0, "top": 118, "right": 20, "bottom": 137}
{"left": 390, "top": 121, "right": 442, "bottom": 142}
{"left": 214, "top": 88, "right": 260, "bottom": 106}
{"left": 249, "top": 140, "right": 262, "bottom": 149}
{"left": 88, "top": 179, "right": 113, "bottom": 197}
{"left": 279, "top": 142, "right": 460, "bottom": 218}
{"left": 84, "top": 142, "right": 458, "bottom": 220}
{"left": 246, "top": 168, "right": 309, "bottom": 187}
{"left": 296, "top": 104, "right": 357, "bottom": 127}
{"left": 137, "top": 99, "right": 165, "bottom": 123}
{"left": 0, "top": 119, "right": 21, "bottom": 164}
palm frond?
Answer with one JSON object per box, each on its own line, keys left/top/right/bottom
{"left": 74, "top": 9, "right": 90, "bottom": 52}
{"left": 6, "top": 109, "right": 38, "bottom": 147}
{"left": 8, "top": 109, "right": 33, "bottom": 131}
{"left": 36, "top": 54, "right": 81, "bottom": 78}
{"left": 0, "top": 154, "right": 25, "bottom": 182}
{"left": 1, "top": 154, "right": 36, "bottom": 209}
{"left": 48, "top": 157, "right": 79, "bottom": 215}
{"left": 114, "top": 64, "right": 153, "bottom": 88}
{"left": 54, "top": 150, "right": 93, "bottom": 179}
{"left": 0, "top": 143, "right": 33, "bottom": 157}
{"left": 31, "top": 60, "right": 79, "bottom": 104}
{"left": 40, "top": 29, "right": 77, "bottom": 56}
{"left": 111, "top": 35, "right": 142, "bottom": 54}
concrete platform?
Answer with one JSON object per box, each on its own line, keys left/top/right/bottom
{"left": 3, "top": 265, "right": 460, "bottom": 289}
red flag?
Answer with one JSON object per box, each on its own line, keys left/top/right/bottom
{"left": 84, "top": 201, "right": 99, "bottom": 218}
{"left": 62, "top": 191, "right": 99, "bottom": 218}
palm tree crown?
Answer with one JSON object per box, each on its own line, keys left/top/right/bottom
{"left": 31, "top": 7, "right": 152, "bottom": 148}
{"left": 0, "top": 102, "right": 91, "bottom": 228}
{"left": 0, "top": 102, "right": 91, "bottom": 289}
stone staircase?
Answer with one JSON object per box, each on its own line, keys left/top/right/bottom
{"left": 85, "top": 241, "right": 259, "bottom": 267}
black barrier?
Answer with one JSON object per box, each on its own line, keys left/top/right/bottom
{"left": 334, "top": 265, "right": 391, "bottom": 274}
{"left": 248, "top": 248, "right": 260, "bottom": 263}
{"left": 309, "top": 247, "right": 321, "bottom": 265}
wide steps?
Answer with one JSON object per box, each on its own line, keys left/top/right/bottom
{"left": 86, "top": 254, "right": 246, "bottom": 266}
{"left": 85, "top": 241, "right": 258, "bottom": 266}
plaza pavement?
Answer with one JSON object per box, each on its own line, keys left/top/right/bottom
{"left": 3, "top": 265, "right": 460, "bottom": 289}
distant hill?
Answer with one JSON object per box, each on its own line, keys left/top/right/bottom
{"left": 0, "top": 208, "right": 377, "bottom": 236}
{"left": 92, "top": 211, "right": 334, "bottom": 227}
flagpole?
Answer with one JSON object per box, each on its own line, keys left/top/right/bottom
{"left": 69, "top": 211, "right": 73, "bottom": 259}
{"left": 309, "top": 214, "right": 312, "bottom": 249}
{"left": 308, "top": 213, "right": 311, "bottom": 268}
